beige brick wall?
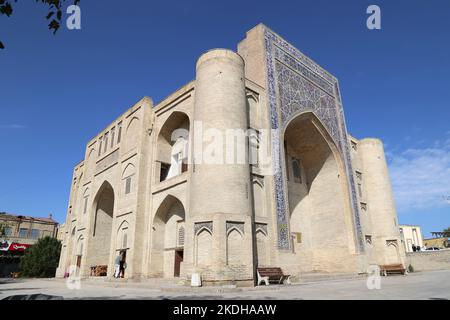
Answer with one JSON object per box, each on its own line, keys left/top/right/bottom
{"left": 405, "top": 250, "right": 450, "bottom": 271}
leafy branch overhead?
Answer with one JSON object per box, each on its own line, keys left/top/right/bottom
{"left": 0, "top": 0, "right": 80, "bottom": 49}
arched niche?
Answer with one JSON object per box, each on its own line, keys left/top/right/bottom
{"left": 226, "top": 228, "right": 244, "bottom": 266}
{"left": 86, "top": 181, "right": 115, "bottom": 272}
{"left": 283, "top": 112, "right": 352, "bottom": 259}
{"left": 156, "top": 112, "right": 190, "bottom": 182}
{"left": 195, "top": 227, "right": 212, "bottom": 267}
{"left": 151, "top": 195, "right": 186, "bottom": 277}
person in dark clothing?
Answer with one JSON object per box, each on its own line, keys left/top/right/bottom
{"left": 119, "top": 251, "right": 126, "bottom": 278}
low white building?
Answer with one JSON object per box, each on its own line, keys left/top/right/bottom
{"left": 399, "top": 225, "right": 424, "bottom": 252}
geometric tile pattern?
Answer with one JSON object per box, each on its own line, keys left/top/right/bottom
{"left": 264, "top": 28, "right": 364, "bottom": 252}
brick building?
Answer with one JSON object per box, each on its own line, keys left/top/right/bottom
{"left": 56, "top": 24, "right": 405, "bottom": 285}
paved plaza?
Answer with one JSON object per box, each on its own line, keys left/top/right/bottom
{"left": 0, "top": 270, "right": 449, "bottom": 300}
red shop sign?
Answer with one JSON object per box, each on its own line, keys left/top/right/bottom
{"left": 9, "top": 243, "right": 30, "bottom": 252}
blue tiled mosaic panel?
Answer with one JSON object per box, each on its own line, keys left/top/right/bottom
{"left": 264, "top": 29, "right": 364, "bottom": 251}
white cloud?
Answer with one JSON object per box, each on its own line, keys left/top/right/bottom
{"left": 388, "top": 136, "right": 450, "bottom": 213}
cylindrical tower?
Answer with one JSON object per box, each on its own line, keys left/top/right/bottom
{"left": 359, "top": 138, "right": 405, "bottom": 266}
{"left": 190, "top": 49, "right": 250, "bottom": 216}
{"left": 185, "top": 49, "right": 254, "bottom": 285}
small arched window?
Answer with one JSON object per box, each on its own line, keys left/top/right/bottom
{"left": 122, "top": 163, "right": 136, "bottom": 195}
{"left": 82, "top": 188, "right": 90, "bottom": 214}
{"left": 98, "top": 137, "right": 103, "bottom": 157}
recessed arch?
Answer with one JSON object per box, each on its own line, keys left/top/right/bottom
{"left": 246, "top": 92, "right": 260, "bottom": 128}
{"left": 252, "top": 178, "right": 265, "bottom": 218}
{"left": 126, "top": 116, "right": 140, "bottom": 132}
{"left": 123, "top": 116, "right": 140, "bottom": 152}
{"left": 226, "top": 228, "right": 244, "bottom": 266}
{"left": 195, "top": 227, "right": 212, "bottom": 267}
{"left": 85, "top": 180, "right": 115, "bottom": 274}
{"left": 76, "top": 235, "right": 84, "bottom": 256}
{"left": 255, "top": 229, "right": 269, "bottom": 267}
{"left": 156, "top": 111, "right": 190, "bottom": 182}
{"left": 283, "top": 111, "right": 354, "bottom": 268}
{"left": 227, "top": 226, "right": 243, "bottom": 237}
{"left": 195, "top": 226, "right": 212, "bottom": 237}
{"left": 385, "top": 240, "right": 402, "bottom": 265}
{"left": 122, "top": 163, "right": 136, "bottom": 179}
{"left": 117, "top": 220, "right": 130, "bottom": 250}
{"left": 150, "top": 194, "right": 186, "bottom": 277}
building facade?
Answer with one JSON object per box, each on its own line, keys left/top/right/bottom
{"left": 399, "top": 225, "right": 424, "bottom": 252}
{"left": 0, "top": 212, "right": 59, "bottom": 277}
{"left": 56, "top": 25, "right": 405, "bottom": 285}
{"left": 0, "top": 212, "right": 59, "bottom": 246}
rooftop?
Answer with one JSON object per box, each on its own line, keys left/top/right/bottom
{"left": 0, "top": 212, "right": 58, "bottom": 224}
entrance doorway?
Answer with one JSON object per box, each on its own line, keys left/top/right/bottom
{"left": 174, "top": 250, "right": 184, "bottom": 277}
{"left": 119, "top": 250, "right": 127, "bottom": 278}
{"left": 76, "top": 255, "right": 82, "bottom": 268}
{"left": 76, "top": 255, "right": 82, "bottom": 277}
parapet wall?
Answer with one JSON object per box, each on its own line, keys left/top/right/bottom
{"left": 405, "top": 250, "right": 450, "bottom": 271}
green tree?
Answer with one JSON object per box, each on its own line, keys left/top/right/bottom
{"left": 20, "top": 236, "right": 61, "bottom": 277}
{"left": 0, "top": 0, "right": 80, "bottom": 49}
{"left": 444, "top": 227, "right": 450, "bottom": 237}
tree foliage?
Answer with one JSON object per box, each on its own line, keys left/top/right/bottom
{"left": 0, "top": 0, "right": 80, "bottom": 49}
{"left": 444, "top": 227, "right": 450, "bottom": 237}
{"left": 20, "top": 236, "right": 61, "bottom": 277}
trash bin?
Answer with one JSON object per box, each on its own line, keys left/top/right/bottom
{"left": 191, "top": 273, "right": 202, "bottom": 287}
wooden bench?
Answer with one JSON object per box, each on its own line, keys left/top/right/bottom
{"left": 90, "top": 265, "right": 108, "bottom": 276}
{"left": 257, "top": 267, "right": 291, "bottom": 285}
{"left": 379, "top": 264, "right": 406, "bottom": 276}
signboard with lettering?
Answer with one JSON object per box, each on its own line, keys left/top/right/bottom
{"left": 9, "top": 243, "right": 30, "bottom": 252}
{"left": 0, "top": 240, "right": 30, "bottom": 252}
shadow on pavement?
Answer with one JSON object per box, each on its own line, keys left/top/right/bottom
{"left": 2, "top": 294, "right": 64, "bottom": 300}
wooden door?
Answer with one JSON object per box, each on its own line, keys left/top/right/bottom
{"left": 174, "top": 250, "right": 184, "bottom": 277}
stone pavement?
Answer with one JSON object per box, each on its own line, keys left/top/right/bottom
{"left": 0, "top": 270, "right": 449, "bottom": 300}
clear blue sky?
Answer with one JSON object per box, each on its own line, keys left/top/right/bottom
{"left": 1, "top": 1, "right": 449, "bottom": 238}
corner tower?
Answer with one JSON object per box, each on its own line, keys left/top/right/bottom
{"left": 184, "top": 49, "right": 254, "bottom": 285}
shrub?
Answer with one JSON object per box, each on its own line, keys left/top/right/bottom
{"left": 20, "top": 236, "right": 61, "bottom": 278}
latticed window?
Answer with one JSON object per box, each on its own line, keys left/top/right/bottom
{"left": 125, "top": 177, "right": 132, "bottom": 194}
{"left": 178, "top": 226, "right": 185, "bottom": 247}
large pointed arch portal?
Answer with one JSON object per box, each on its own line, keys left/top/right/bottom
{"left": 86, "top": 181, "right": 115, "bottom": 274}
{"left": 264, "top": 27, "right": 364, "bottom": 251}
